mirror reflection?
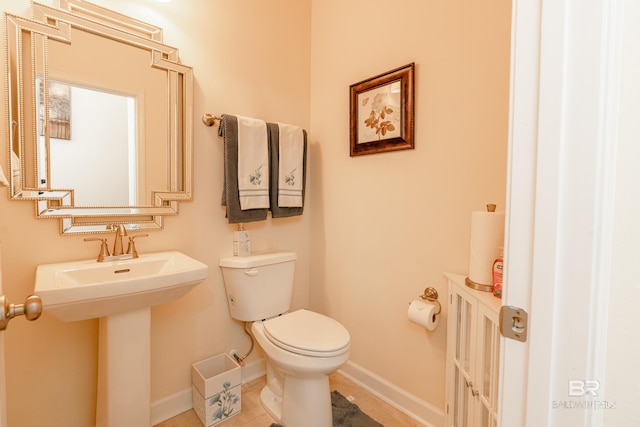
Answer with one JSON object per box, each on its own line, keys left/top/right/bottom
{"left": 5, "top": 0, "right": 194, "bottom": 234}
{"left": 39, "top": 81, "right": 137, "bottom": 206}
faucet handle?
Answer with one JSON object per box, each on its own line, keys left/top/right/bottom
{"left": 84, "top": 237, "right": 111, "bottom": 262}
{"left": 126, "top": 234, "right": 148, "bottom": 258}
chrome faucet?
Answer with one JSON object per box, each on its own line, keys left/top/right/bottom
{"left": 84, "top": 224, "right": 148, "bottom": 262}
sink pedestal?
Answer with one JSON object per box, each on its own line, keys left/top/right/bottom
{"left": 34, "top": 251, "right": 209, "bottom": 426}
{"left": 96, "top": 308, "right": 151, "bottom": 427}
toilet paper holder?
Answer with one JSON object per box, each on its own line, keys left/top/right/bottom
{"left": 418, "top": 287, "right": 441, "bottom": 315}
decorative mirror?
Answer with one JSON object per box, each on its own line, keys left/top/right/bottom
{"left": 4, "top": 0, "right": 194, "bottom": 234}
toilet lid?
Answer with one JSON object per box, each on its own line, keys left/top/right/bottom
{"left": 263, "top": 309, "right": 350, "bottom": 357}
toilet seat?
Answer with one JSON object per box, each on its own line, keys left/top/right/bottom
{"left": 262, "top": 309, "right": 350, "bottom": 357}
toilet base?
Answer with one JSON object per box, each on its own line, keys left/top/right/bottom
{"left": 260, "top": 384, "right": 283, "bottom": 422}
{"left": 260, "top": 373, "right": 332, "bottom": 427}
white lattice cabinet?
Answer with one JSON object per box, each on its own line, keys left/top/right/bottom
{"left": 444, "top": 273, "right": 502, "bottom": 427}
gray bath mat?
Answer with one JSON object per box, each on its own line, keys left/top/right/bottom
{"left": 269, "top": 390, "right": 384, "bottom": 427}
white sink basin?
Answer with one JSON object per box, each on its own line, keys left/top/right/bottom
{"left": 35, "top": 251, "right": 208, "bottom": 322}
{"left": 35, "top": 250, "right": 208, "bottom": 426}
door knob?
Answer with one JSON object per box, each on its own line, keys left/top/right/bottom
{"left": 0, "top": 294, "right": 43, "bottom": 331}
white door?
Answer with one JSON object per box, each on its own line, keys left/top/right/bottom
{"left": 1, "top": 242, "right": 7, "bottom": 427}
{"left": 0, "top": 328, "right": 5, "bottom": 427}
{"left": 500, "top": 0, "right": 636, "bottom": 426}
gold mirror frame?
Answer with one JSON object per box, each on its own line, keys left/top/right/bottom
{"left": 4, "top": 0, "right": 194, "bottom": 234}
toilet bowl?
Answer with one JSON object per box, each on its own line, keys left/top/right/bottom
{"left": 252, "top": 309, "right": 350, "bottom": 427}
{"left": 219, "top": 252, "right": 351, "bottom": 427}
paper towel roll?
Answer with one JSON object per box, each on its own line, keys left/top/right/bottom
{"left": 468, "top": 210, "right": 505, "bottom": 287}
{"left": 408, "top": 300, "right": 440, "bottom": 331}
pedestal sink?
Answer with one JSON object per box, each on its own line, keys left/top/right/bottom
{"left": 34, "top": 251, "right": 208, "bottom": 427}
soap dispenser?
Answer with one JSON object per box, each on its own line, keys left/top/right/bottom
{"left": 233, "top": 223, "right": 251, "bottom": 256}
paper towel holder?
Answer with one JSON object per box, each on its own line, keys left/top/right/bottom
{"left": 465, "top": 277, "right": 493, "bottom": 292}
{"left": 419, "top": 287, "right": 441, "bottom": 315}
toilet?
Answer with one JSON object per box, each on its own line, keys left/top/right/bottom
{"left": 219, "top": 252, "right": 350, "bottom": 427}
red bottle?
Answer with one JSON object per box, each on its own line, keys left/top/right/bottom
{"left": 492, "top": 248, "right": 504, "bottom": 298}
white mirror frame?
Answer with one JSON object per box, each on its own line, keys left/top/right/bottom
{"left": 4, "top": 0, "right": 194, "bottom": 234}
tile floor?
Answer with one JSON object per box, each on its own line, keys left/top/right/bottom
{"left": 153, "top": 373, "right": 424, "bottom": 427}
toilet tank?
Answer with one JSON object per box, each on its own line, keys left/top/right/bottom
{"left": 219, "top": 252, "right": 297, "bottom": 321}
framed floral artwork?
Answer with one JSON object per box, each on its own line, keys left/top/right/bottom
{"left": 349, "top": 63, "right": 415, "bottom": 156}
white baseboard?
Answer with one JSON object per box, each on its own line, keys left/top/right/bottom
{"left": 150, "top": 387, "right": 193, "bottom": 426}
{"left": 240, "top": 357, "right": 267, "bottom": 384}
{"left": 338, "top": 361, "right": 445, "bottom": 427}
{"left": 151, "top": 358, "right": 444, "bottom": 427}
{"left": 150, "top": 358, "right": 266, "bottom": 425}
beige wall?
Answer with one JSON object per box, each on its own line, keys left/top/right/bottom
{"left": 309, "top": 0, "right": 511, "bottom": 409}
{"left": 0, "top": 1, "right": 311, "bottom": 425}
{"left": 0, "top": 0, "right": 510, "bottom": 425}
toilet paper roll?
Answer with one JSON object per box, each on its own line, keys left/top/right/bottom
{"left": 408, "top": 300, "right": 440, "bottom": 331}
{"left": 468, "top": 210, "right": 505, "bottom": 286}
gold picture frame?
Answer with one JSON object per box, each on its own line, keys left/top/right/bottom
{"left": 349, "top": 63, "right": 415, "bottom": 156}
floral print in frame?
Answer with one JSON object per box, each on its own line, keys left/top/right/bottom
{"left": 349, "top": 63, "right": 415, "bottom": 156}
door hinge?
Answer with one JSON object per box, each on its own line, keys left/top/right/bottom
{"left": 499, "top": 305, "right": 528, "bottom": 342}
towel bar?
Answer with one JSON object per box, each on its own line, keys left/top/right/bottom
{"left": 202, "top": 113, "right": 222, "bottom": 127}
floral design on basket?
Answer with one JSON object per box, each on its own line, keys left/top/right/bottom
{"left": 209, "top": 381, "right": 240, "bottom": 421}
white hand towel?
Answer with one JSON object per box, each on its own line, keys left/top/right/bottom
{"left": 237, "top": 115, "right": 270, "bottom": 210}
{"left": 277, "top": 123, "right": 304, "bottom": 207}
